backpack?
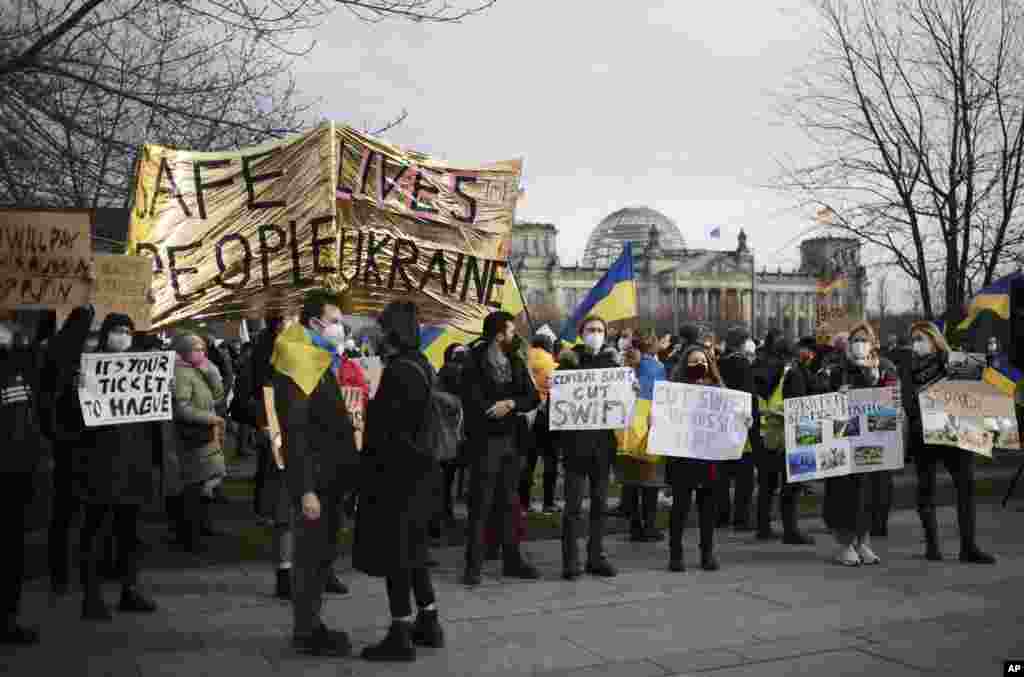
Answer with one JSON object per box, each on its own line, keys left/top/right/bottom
{"left": 400, "top": 357, "right": 463, "bottom": 462}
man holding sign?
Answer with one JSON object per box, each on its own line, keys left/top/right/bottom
{"left": 556, "top": 316, "right": 625, "bottom": 580}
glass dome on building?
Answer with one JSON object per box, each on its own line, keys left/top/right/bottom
{"left": 581, "top": 206, "right": 686, "bottom": 267}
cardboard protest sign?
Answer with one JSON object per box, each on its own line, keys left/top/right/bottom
{"left": 89, "top": 254, "right": 154, "bottom": 330}
{"left": 784, "top": 386, "right": 904, "bottom": 483}
{"left": 356, "top": 356, "right": 383, "bottom": 399}
{"left": 0, "top": 209, "right": 93, "bottom": 313}
{"left": 78, "top": 351, "right": 175, "bottom": 426}
{"left": 919, "top": 380, "right": 1020, "bottom": 457}
{"left": 550, "top": 368, "right": 636, "bottom": 431}
{"left": 128, "top": 123, "right": 521, "bottom": 332}
{"left": 342, "top": 386, "right": 366, "bottom": 450}
{"left": 648, "top": 383, "right": 752, "bottom": 461}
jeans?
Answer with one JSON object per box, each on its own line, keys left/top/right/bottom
{"left": 561, "top": 453, "right": 610, "bottom": 568}
{"left": 465, "top": 437, "right": 522, "bottom": 573}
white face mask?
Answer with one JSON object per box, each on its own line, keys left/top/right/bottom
{"left": 0, "top": 328, "right": 12, "bottom": 349}
{"left": 343, "top": 338, "right": 357, "bottom": 351}
{"left": 584, "top": 332, "right": 605, "bottom": 352}
{"left": 107, "top": 333, "right": 133, "bottom": 353}
{"left": 315, "top": 320, "right": 345, "bottom": 348}
{"left": 848, "top": 339, "right": 870, "bottom": 364}
{"left": 912, "top": 337, "right": 933, "bottom": 357}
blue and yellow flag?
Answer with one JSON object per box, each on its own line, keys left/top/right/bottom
{"left": 270, "top": 323, "right": 333, "bottom": 396}
{"left": 958, "top": 272, "right": 1023, "bottom": 330}
{"left": 983, "top": 353, "right": 1022, "bottom": 398}
{"left": 421, "top": 268, "right": 527, "bottom": 371}
{"left": 560, "top": 242, "right": 637, "bottom": 342}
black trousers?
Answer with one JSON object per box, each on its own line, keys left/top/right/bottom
{"left": 518, "top": 418, "right": 560, "bottom": 508}
{"left": 48, "top": 444, "right": 82, "bottom": 587}
{"left": 755, "top": 450, "right": 803, "bottom": 533}
{"left": 465, "top": 438, "right": 521, "bottom": 573}
{"left": 629, "top": 486, "right": 660, "bottom": 532}
{"left": 916, "top": 446, "right": 979, "bottom": 549}
{"left": 668, "top": 484, "right": 715, "bottom": 556}
{"left": 1, "top": 472, "right": 34, "bottom": 620}
{"left": 716, "top": 456, "right": 754, "bottom": 526}
{"left": 561, "top": 453, "right": 610, "bottom": 568}
{"left": 80, "top": 503, "right": 141, "bottom": 590}
{"left": 385, "top": 567, "right": 436, "bottom": 619}
{"left": 867, "top": 471, "right": 893, "bottom": 535}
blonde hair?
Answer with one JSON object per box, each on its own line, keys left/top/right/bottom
{"left": 910, "top": 321, "right": 950, "bottom": 355}
{"left": 847, "top": 321, "right": 878, "bottom": 347}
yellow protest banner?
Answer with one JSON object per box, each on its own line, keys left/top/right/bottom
{"left": 0, "top": 208, "right": 93, "bottom": 313}
{"left": 128, "top": 123, "right": 522, "bottom": 332}
{"left": 89, "top": 254, "right": 154, "bottom": 330}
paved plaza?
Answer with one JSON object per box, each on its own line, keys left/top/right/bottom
{"left": 4, "top": 500, "right": 1024, "bottom": 677}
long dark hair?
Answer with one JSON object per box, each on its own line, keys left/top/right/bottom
{"left": 671, "top": 345, "right": 722, "bottom": 385}
{"left": 379, "top": 301, "right": 420, "bottom": 352}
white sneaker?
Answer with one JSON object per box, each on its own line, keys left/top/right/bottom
{"left": 835, "top": 544, "right": 861, "bottom": 566}
{"left": 856, "top": 542, "right": 880, "bottom": 565}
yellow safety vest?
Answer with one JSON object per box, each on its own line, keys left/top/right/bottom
{"left": 758, "top": 365, "right": 790, "bottom": 451}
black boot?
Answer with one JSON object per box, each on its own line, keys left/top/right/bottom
{"left": 183, "top": 487, "right": 205, "bottom": 554}
{"left": 324, "top": 570, "right": 349, "bottom": 595}
{"left": 118, "top": 586, "right": 157, "bottom": 613}
{"left": 955, "top": 488, "right": 996, "bottom": 564}
{"left": 411, "top": 608, "right": 444, "bottom": 648}
{"left": 668, "top": 488, "right": 690, "bottom": 572}
{"left": 0, "top": 620, "right": 40, "bottom": 645}
{"left": 781, "top": 490, "right": 814, "bottom": 545}
{"left": 82, "top": 589, "right": 112, "bottom": 621}
{"left": 756, "top": 485, "right": 777, "bottom": 540}
{"left": 275, "top": 568, "right": 292, "bottom": 599}
{"left": 502, "top": 548, "right": 540, "bottom": 579}
{"left": 699, "top": 491, "right": 719, "bottom": 571}
{"left": 362, "top": 620, "right": 416, "bottom": 662}
{"left": 919, "top": 508, "right": 943, "bottom": 561}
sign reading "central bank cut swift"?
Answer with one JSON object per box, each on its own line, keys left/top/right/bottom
{"left": 549, "top": 368, "right": 636, "bottom": 431}
{"left": 78, "top": 351, "right": 176, "bottom": 426}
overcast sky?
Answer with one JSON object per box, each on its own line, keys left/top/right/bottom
{"left": 289, "top": 0, "right": 908, "bottom": 310}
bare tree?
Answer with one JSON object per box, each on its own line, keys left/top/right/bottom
{"left": 875, "top": 272, "right": 890, "bottom": 320}
{"left": 0, "top": 0, "right": 495, "bottom": 209}
{"left": 777, "top": 0, "right": 1024, "bottom": 321}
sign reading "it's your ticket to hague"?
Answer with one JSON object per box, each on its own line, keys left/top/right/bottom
{"left": 128, "top": 123, "right": 523, "bottom": 331}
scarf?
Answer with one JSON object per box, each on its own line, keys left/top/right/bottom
{"left": 307, "top": 327, "right": 342, "bottom": 374}
{"left": 270, "top": 323, "right": 334, "bottom": 396}
{"left": 486, "top": 341, "right": 512, "bottom": 385}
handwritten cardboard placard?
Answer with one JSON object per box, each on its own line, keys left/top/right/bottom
{"left": 342, "top": 386, "right": 366, "bottom": 450}
{"left": 0, "top": 208, "right": 93, "bottom": 312}
{"left": 78, "top": 351, "right": 175, "bottom": 426}
{"left": 550, "top": 368, "right": 636, "bottom": 431}
{"left": 648, "top": 382, "right": 752, "bottom": 461}
{"left": 784, "top": 386, "right": 904, "bottom": 482}
{"left": 89, "top": 254, "right": 154, "bottom": 330}
{"left": 919, "top": 380, "right": 1019, "bottom": 457}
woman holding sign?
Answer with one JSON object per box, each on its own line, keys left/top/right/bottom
{"left": 902, "top": 322, "right": 995, "bottom": 564}
{"left": 666, "top": 346, "right": 725, "bottom": 572}
{"left": 76, "top": 314, "right": 158, "bottom": 621}
{"left": 821, "top": 322, "right": 898, "bottom": 567}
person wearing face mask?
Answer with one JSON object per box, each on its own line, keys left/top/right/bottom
{"left": 459, "top": 311, "right": 540, "bottom": 586}
{"left": 75, "top": 314, "right": 158, "bottom": 621}
{"left": 900, "top": 322, "right": 995, "bottom": 564}
{"left": 0, "top": 320, "right": 48, "bottom": 644}
{"left": 667, "top": 346, "right": 736, "bottom": 571}
{"left": 168, "top": 332, "right": 227, "bottom": 556}
{"left": 822, "top": 322, "right": 898, "bottom": 566}
{"left": 271, "top": 291, "right": 360, "bottom": 656}
{"left": 715, "top": 327, "right": 758, "bottom": 532}
{"left": 557, "top": 316, "right": 620, "bottom": 579}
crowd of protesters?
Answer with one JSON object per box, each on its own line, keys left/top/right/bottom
{"left": 1, "top": 296, "right": 1006, "bottom": 665}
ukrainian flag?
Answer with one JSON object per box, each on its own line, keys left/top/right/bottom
{"left": 616, "top": 358, "right": 663, "bottom": 463}
{"left": 983, "top": 353, "right": 1022, "bottom": 398}
{"left": 958, "top": 271, "right": 1023, "bottom": 330}
{"left": 559, "top": 242, "right": 638, "bottom": 342}
{"left": 421, "top": 267, "right": 527, "bottom": 371}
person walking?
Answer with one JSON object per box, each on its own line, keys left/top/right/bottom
{"left": 271, "top": 291, "right": 360, "bottom": 656}
{"left": 354, "top": 301, "right": 446, "bottom": 661}
{"left": 902, "top": 322, "right": 995, "bottom": 564}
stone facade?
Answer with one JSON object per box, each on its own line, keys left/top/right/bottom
{"left": 510, "top": 215, "right": 866, "bottom": 342}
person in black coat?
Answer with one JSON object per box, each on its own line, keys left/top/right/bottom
{"left": 354, "top": 301, "right": 445, "bottom": 661}
{"left": 902, "top": 321, "right": 994, "bottom": 564}
{"left": 715, "top": 327, "right": 757, "bottom": 531}
{"left": 432, "top": 343, "right": 468, "bottom": 535}
{"left": 0, "top": 319, "right": 50, "bottom": 645}
{"left": 76, "top": 314, "right": 159, "bottom": 621}
{"left": 752, "top": 339, "right": 816, "bottom": 545}
{"left": 459, "top": 311, "right": 540, "bottom": 585}
{"left": 559, "top": 316, "right": 620, "bottom": 580}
